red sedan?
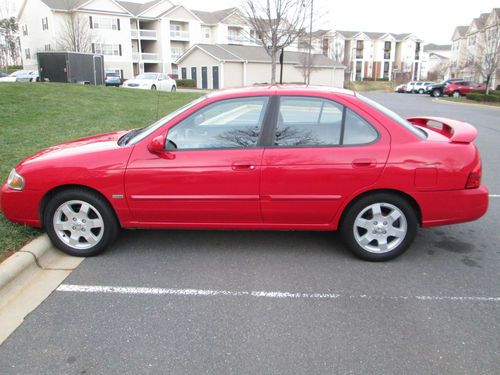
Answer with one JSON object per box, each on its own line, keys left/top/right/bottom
{"left": 1, "top": 86, "right": 488, "bottom": 261}
{"left": 443, "top": 81, "right": 489, "bottom": 97}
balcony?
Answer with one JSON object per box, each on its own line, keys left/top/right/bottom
{"left": 132, "top": 52, "right": 160, "bottom": 62}
{"left": 228, "top": 35, "right": 249, "bottom": 44}
{"left": 131, "top": 29, "right": 157, "bottom": 40}
{"left": 170, "top": 30, "right": 190, "bottom": 41}
{"left": 171, "top": 51, "right": 184, "bottom": 61}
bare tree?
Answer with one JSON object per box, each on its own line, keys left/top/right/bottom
{"left": 57, "top": 12, "right": 92, "bottom": 52}
{"left": 463, "top": 32, "right": 500, "bottom": 94}
{"left": 0, "top": 17, "right": 20, "bottom": 67}
{"left": 241, "top": 0, "right": 311, "bottom": 84}
{"left": 428, "top": 60, "right": 450, "bottom": 81}
{"left": 298, "top": 52, "right": 320, "bottom": 83}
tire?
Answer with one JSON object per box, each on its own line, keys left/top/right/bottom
{"left": 418, "top": 89, "right": 424, "bottom": 94}
{"left": 44, "top": 189, "right": 119, "bottom": 257}
{"left": 431, "top": 89, "right": 441, "bottom": 97}
{"left": 151, "top": 85, "right": 157, "bottom": 90}
{"left": 452, "top": 91, "right": 461, "bottom": 98}
{"left": 340, "top": 193, "right": 418, "bottom": 261}
{"left": 171, "top": 85, "right": 176, "bottom": 92}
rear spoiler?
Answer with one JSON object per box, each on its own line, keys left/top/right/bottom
{"left": 407, "top": 117, "right": 478, "bottom": 144}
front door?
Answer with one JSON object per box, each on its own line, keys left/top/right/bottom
{"left": 191, "top": 67, "right": 197, "bottom": 86}
{"left": 260, "top": 96, "right": 389, "bottom": 225}
{"left": 212, "top": 66, "right": 219, "bottom": 89}
{"left": 125, "top": 96, "right": 271, "bottom": 224}
{"left": 201, "top": 66, "right": 208, "bottom": 89}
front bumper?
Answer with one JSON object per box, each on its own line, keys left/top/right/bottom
{"left": 0, "top": 184, "right": 43, "bottom": 227}
{"left": 416, "top": 185, "right": 489, "bottom": 227}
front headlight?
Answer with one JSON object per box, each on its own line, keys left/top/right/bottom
{"left": 7, "top": 168, "right": 25, "bottom": 191}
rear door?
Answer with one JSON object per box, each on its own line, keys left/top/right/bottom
{"left": 260, "top": 96, "right": 390, "bottom": 225}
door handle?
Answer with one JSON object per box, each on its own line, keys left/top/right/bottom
{"left": 232, "top": 163, "right": 256, "bottom": 171}
{"left": 352, "top": 159, "right": 376, "bottom": 168}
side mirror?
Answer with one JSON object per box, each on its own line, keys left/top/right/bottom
{"left": 147, "top": 135, "right": 165, "bottom": 154}
{"left": 147, "top": 135, "right": 175, "bottom": 159}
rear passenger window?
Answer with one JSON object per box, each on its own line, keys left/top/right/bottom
{"left": 343, "top": 109, "right": 378, "bottom": 145}
{"left": 274, "top": 97, "right": 378, "bottom": 147}
{"left": 275, "top": 97, "right": 343, "bottom": 147}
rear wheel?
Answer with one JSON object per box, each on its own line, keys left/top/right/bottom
{"left": 452, "top": 91, "right": 461, "bottom": 98}
{"left": 171, "top": 85, "right": 176, "bottom": 92}
{"left": 151, "top": 85, "right": 157, "bottom": 90}
{"left": 44, "top": 189, "right": 119, "bottom": 257}
{"left": 340, "top": 193, "right": 418, "bottom": 261}
{"left": 418, "top": 89, "right": 424, "bottom": 94}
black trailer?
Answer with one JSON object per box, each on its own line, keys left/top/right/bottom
{"left": 37, "top": 52, "right": 105, "bottom": 85}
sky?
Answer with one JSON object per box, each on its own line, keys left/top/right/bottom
{"left": 4, "top": 0, "right": 499, "bottom": 44}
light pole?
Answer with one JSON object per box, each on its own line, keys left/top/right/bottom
{"left": 306, "top": 0, "right": 313, "bottom": 85}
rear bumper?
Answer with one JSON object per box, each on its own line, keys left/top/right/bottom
{"left": 416, "top": 185, "right": 489, "bottom": 227}
{"left": 0, "top": 184, "right": 43, "bottom": 228}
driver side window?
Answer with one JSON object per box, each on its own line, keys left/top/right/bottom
{"left": 167, "top": 97, "right": 269, "bottom": 150}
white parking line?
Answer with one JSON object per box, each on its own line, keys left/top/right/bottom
{"left": 489, "top": 194, "right": 500, "bottom": 198}
{"left": 56, "top": 284, "right": 500, "bottom": 302}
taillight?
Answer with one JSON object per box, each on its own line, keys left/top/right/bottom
{"left": 466, "top": 159, "right": 482, "bottom": 189}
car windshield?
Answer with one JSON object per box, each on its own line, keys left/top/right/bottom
{"left": 121, "top": 95, "right": 208, "bottom": 146}
{"left": 106, "top": 73, "right": 119, "bottom": 77}
{"left": 136, "top": 73, "right": 158, "bottom": 80}
{"left": 356, "top": 94, "right": 426, "bottom": 139}
{"left": 10, "top": 71, "right": 28, "bottom": 77}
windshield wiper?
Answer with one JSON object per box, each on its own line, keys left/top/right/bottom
{"left": 118, "top": 127, "right": 144, "bottom": 146}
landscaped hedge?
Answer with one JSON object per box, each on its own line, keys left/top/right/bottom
{"left": 466, "top": 93, "right": 500, "bottom": 102}
{"left": 176, "top": 79, "right": 196, "bottom": 88}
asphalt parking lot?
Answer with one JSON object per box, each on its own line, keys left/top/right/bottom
{"left": 1, "top": 93, "right": 499, "bottom": 374}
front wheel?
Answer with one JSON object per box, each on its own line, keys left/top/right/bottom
{"left": 431, "top": 89, "right": 441, "bottom": 97}
{"left": 151, "top": 85, "right": 157, "bottom": 90}
{"left": 44, "top": 189, "right": 119, "bottom": 257}
{"left": 171, "top": 85, "right": 176, "bottom": 92}
{"left": 418, "top": 89, "right": 424, "bottom": 94}
{"left": 340, "top": 193, "right": 418, "bottom": 261}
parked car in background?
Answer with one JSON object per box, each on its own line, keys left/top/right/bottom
{"left": 1, "top": 86, "right": 488, "bottom": 262}
{"left": 413, "top": 82, "right": 435, "bottom": 94}
{"left": 427, "top": 78, "right": 464, "bottom": 97}
{"left": 443, "top": 81, "right": 490, "bottom": 97}
{"left": 404, "top": 81, "right": 417, "bottom": 93}
{"left": 0, "top": 70, "right": 39, "bottom": 82}
{"left": 123, "top": 73, "right": 176, "bottom": 91}
{"left": 394, "top": 84, "right": 406, "bottom": 93}
{"left": 0, "top": 72, "right": 8, "bottom": 78}
{"left": 105, "top": 73, "right": 122, "bottom": 87}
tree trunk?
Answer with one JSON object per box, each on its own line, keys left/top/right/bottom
{"left": 486, "top": 75, "right": 491, "bottom": 95}
{"left": 270, "top": 49, "right": 277, "bottom": 84}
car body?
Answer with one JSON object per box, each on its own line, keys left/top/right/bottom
{"left": 105, "top": 73, "right": 122, "bottom": 87}
{"left": 394, "top": 84, "right": 406, "bottom": 93}
{"left": 427, "top": 78, "right": 464, "bottom": 97}
{"left": 404, "top": 81, "right": 417, "bottom": 93}
{"left": 414, "top": 82, "right": 435, "bottom": 94}
{"left": 0, "top": 70, "right": 39, "bottom": 82}
{"left": 0, "top": 86, "right": 488, "bottom": 261}
{"left": 443, "top": 81, "right": 489, "bottom": 97}
{"left": 122, "top": 73, "right": 176, "bottom": 91}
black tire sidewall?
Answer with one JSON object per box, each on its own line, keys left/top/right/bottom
{"left": 44, "top": 189, "right": 118, "bottom": 257}
{"left": 340, "top": 193, "right": 418, "bottom": 261}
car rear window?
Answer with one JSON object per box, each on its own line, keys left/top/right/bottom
{"left": 356, "top": 94, "right": 426, "bottom": 139}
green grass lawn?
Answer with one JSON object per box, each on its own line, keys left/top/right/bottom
{"left": 0, "top": 83, "right": 203, "bottom": 260}
{"left": 440, "top": 96, "right": 500, "bottom": 107}
{"left": 344, "top": 81, "right": 394, "bottom": 92}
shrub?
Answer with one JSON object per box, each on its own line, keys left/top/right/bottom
{"left": 176, "top": 79, "right": 196, "bottom": 88}
{"left": 466, "top": 93, "right": 500, "bottom": 102}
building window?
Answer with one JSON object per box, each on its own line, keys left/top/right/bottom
{"left": 171, "top": 47, "right": 183, "bottom": 60}
{"left": 355, "top": 40, "right": 363, "bottom": 59}
{"left": 93, "top": 43, "right": 122, "bottom": 56}
{"left": 42, "top": 17, "right": 48, "bottom": 31}
{"left": 468, "top": 35, "right": 476, "bottom": 46}
{"left": 203, "top": 27, "right": 210, "bottom": 39}
{"left": 25, "top": 48, "right": 31, "bottom": 59}
{"left": 383, "top": 61, "right": 390, "bottom": 78}
{"left": 415, "top": 42, "right": 420, "bottom": 60}
{"left": 44, "top": 44, "right": 51, "bottom": 51}
{"left": 90, "top": 16, "right": 120, "bottom": 30}
{"left": 22, "top": 24, "right": 28, "bottom": 36}
{"left": 384, "top": 41, "right": 391, "bottom": 60}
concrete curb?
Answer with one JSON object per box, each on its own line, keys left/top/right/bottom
{"left": 0, "top": 234, "right": 84, "bottom": 344}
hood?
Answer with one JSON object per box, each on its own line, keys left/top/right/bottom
{"left": 19, "top": 130, "right": 129, "bottom": 168}
{"left": 124, "top": 78, "right": 155, "bottom": 86}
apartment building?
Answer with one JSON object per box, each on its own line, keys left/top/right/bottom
{"left": 420, "top": 44, "right": 451, "bottom": 80}
{"left": 17, "top": 0, "right": 261, "bottom": 79}
{"left": 301, "top": 30, "right": 423, "bottom": 82}
{"left": 449, "top": 8, "right": 499, "bottom": 87}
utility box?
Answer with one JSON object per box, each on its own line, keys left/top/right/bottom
{"left": 37, "top": 52, "right": 105, "bottom": 85}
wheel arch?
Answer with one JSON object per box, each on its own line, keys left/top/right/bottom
{"left": 39, "top": 184, "right": 121, "bottom": 229}
{"left": 338, "top": 189, "right": 422, "bottom": 228}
